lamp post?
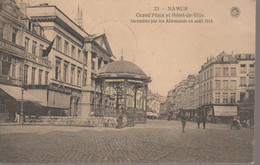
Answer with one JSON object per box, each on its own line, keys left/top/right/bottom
{"left": 20, "top": 87, "right": 24, "bottom": 124}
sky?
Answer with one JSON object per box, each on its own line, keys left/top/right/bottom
{"left": 26, "top": 0, "right": 255, "bottom": 96}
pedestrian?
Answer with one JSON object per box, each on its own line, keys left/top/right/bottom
{"left": 196, "top": 116, "right": 201, "bottom": 129}
{"left": 15, "top": 112, "right": 20, "bottom": 123}
{"left": 181, "top": 115, "right": 186, "bottom": 133}
{"left": 202, "top": 115, "right": 206, "bottom": 129}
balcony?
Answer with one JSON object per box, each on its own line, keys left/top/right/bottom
{"left": 25, "top": 52, "right": 51, "bottom": 68}
{"left": 0, "top": 38, "right": 25, "bottom": 58}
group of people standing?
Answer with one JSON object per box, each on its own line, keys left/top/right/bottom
{"left": 180, "top": 115, "right": 207, "bottom": 133}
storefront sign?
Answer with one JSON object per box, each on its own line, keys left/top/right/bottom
{"left": 214, "top": 106, "right": 237, "bottom": 116}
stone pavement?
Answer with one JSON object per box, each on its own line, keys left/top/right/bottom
{"left": 0, "top": 120, "right": 254, "bottom": 163}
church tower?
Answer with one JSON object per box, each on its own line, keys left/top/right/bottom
{"left": 75, "top": 5, "right": 84, "bottom": 29}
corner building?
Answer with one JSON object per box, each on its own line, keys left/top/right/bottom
{"left": 198, "top": 52, "right": 239, "bottom": 123}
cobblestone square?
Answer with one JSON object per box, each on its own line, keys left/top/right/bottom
{"left": 0, "top": 120, "right": 254, "bottom": 164}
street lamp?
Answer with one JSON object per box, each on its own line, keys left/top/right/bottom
{"left": 20, "top": 87, "right": 24, "bottom": 124}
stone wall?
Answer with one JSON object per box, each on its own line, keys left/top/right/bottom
{"left": 24, "top": 116, "right": 128, "bottom": 128}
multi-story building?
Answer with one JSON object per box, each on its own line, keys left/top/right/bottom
{"left": 190, "top": 75, "right": 200, "bottom": 112}
{"left": 167, "top": 51, "right": 255, "bottom": 123}
{"left": 199, "top": 51, "right": 239, "bottom": 122}
{"left": 0, "top": 1, "right": 115, "bottom": 122}
{"left": 235, "top": 53, "right": 255, "bottom": 121}
{"left": 146, "top": 91, "right": 163, "bottom": 119}
{"left": 166, "top": 89, "right": 176, "bottom": 116}
{"left": 0, "top": 0, "right": 25, "bottom": 87}
{"left": 25, "top": 3, "right": 114, "bottom": 118}
{"left": 0, "top": 0, "right": 52, "bottom": 122}
{"left": 147, "top": 91, "right": 164, "bottom": 114}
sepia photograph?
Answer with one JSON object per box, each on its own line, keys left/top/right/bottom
{"left": 0, "top": 0, "right": 256, "bottom": 164}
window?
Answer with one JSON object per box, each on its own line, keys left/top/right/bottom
{"left": 24, "top": 65, "right": 29, "bottom": 84}
{"left": 38, "top": 69, "right": 43, "bottom": 84}
{"left": 32, "top": 41, "right": 37, "bottom": 55}
{"left": 231, "top": 67, "right": 236, "bottom": 76}
{"left": 55, "top": 59, "right": 61, "bottom": 80}
{"left": 71, "top": 45, "right": 75, "bottom": 58}
{"left": 210, "top": 69, "right": 212, "bottom": 77}
{"left": 39, "top": 44, "right": 44, "bottom": 57}
{"left": 240, "top": 77, "right": 246, "bottom": 86}
{"left": 223, "top": 67, "right": 228, "bottom": 76}
{"left": 223, "top": 93, "right": 228, "bottom": 103}
{"left": 77, "top": 68, "right": 81, "bottom": 86}
{"left": 210, "top": 81, "right": 212, "bottom": 89}
{"left": 11, "top": 62, "right": 16, "bottom": 78}
{"left": 31, "top": 67, "right": 36, "bottom": 85}
{"left": 204, "top": 72, "right": 206, "bottom": 80}
{"left": 207, "top": 71, "right": 209, "bottom": 79}
{"left": 240, "top": 64, "right": 246, "bottom": 73}
{"left": 71, "top": 66, "right": 75, "bottom": 84}
{"left": 223, "top": 80, "right": 228, "bottom": 89}
{"left": 249, "top": 64, "right": 255, "bottom": 73}
{"left": 215, "top": 67, "right": 221, "bottom": 76}
{"left": 206, "top": 82, "right": 209, "bottom": 91}
{"left": 231, "top": 93, "right": 236, "bottom": 103}
{"left": 25, "top": 37, "right": 30, "bottom": 52}
{"left": 249, "top": 77, "right": 255, "bottom": 86}
{"left": 1, "top": 56, "right": 10, "bottom": 75}
{"left": 78, "top": 49, "right": 81, "bottom": 61}
{"left": 56, "top": 36, "right": 62, "bottom": 51}
{"left": 64, "top": 41, "right": 69, "bottom": 55}
{"left": 45, "top": 71, "right": 49, "bottom": 84}
{"left": 240, "top": 92, "right": 246, "bottom": 102}
{"left": 83, "top": 69, "right": 87, "bottom": 86}
{"left": 12, "top": 28, "right": 17, "bottom": 43}
{"left": 231, "top": 80, "right": 236, "bottom": 89}
{"left": 215, "top": 93, "right": 220, "bottom": 103}
{"left": 215, "top": 80, "right": 221, "bottom": 89}
{"left": 63, "top": 62, "right": 68, "bottom": 82}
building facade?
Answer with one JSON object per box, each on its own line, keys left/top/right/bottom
{"left": 0, "top": 1, "right": 115, "bottom": 122}
{"left": 167, "top": 51, "right": 255, "bottom": 123}
{"left": 25, "top": 3, "right": 114, "bottom": 119}
{"left": 0, "top": 0, "right": 53, "bottom": 122}
{"left": 235, "top": 53, "right": 255, "bottom": 122}
{"left": 198, "top": 51, "right": 239, "bottom": 122}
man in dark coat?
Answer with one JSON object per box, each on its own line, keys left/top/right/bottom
{"left": 202, "top": 115, "right": 207, "bottom": 129}
{"left": 196, "top": 116, "right": 201, "bottom": 129}
{"left": 181, "top": 115, "right": 187, "bottom": 133}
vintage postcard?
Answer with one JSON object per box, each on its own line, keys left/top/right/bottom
{"left": 0, "top": 0, "right": 255, "bottom": 164}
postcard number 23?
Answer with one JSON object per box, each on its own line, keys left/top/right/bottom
{"left": 154, "top": 6, "right": 159, "bottom": 11}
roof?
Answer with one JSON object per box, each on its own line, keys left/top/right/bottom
{"left": 215, "top": 51, "right": 237, "bottom": 63}
{"left": 98, "top": 60, "right": 149, "bottom": 80}
{"left": 199, "top": 51, "right": 238, "bottom": 72}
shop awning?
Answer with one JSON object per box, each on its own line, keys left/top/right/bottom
{"left": 0, "top": 84, "right": 43, "bottom": 105}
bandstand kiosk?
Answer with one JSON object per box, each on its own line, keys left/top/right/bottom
{"left": 94, "top": 57, "right": 151, "bottom": 127}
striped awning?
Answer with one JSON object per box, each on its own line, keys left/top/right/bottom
{"left": 0, "top": 84, "right": 43, "bottom": 104}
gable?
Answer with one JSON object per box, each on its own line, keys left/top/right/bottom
{"left": 93, "top": 34, "right": 113, "bottom": 56}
